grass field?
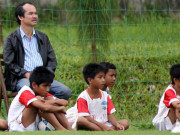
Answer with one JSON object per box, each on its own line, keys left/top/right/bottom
{"left": 1, "top": 17, "right": 180, "bottom": 131}
{"left": 0, "top": 130, "right": 173, "bottom": 135}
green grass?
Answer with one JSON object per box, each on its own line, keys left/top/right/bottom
{"left": 1, "top": 17, "right": 180, "bottom": 128}
{"left": 0, "top": 130, "right": 173, "bottom": 135}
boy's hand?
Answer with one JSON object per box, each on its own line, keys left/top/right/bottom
{"left": 58, "top": 106, "right": 66, "bottom": 114}
{"left": 36, "top": 96, "right": 45, "bottom": 102}
{"left": 55, "top": 99, "right": 68, "bottom": 106}
{"left": 116, "top": 123, "right": 125, "bottom": 131}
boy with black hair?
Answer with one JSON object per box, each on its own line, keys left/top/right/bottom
{"left": 153, "top": 64, "right": 180, "bottom": 133}
{"left": 100, "top": 62, "right": 116, "bottom": 96}
{"left": 8, "top": 66, "right": 72, "bottom": 131}
{"left": 100, "top": 62, "right": 129, "bottom": 130}
{"left": 70, "top": 63, "right": 125, "bottom": 131}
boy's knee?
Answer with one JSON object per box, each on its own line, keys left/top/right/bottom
{"left": 123, "top": 119, "right": 129, "bottom": 130}
{"left": 77, "top": 116, "right": 87, "bottom": 125}
{"left": 0, "top": 119, "right": 8, "bottom": 130}
{"left": 119, "top": 119, "right": 129, "bottom": 130}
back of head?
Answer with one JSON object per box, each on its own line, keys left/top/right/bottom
{"left": 170, "top": 64, "right": 180, "bottom": 84}
{"left": 30, "top": 66, "right": 55, "bottom": 88}
{"left": 83, "top": 63, "right": 105, "bottom": 84}
{"left": 100, "top": 62, "right": 116, "bottom": 74}
{"left": 15, "top": 1, "right": 35, "bottom": 25}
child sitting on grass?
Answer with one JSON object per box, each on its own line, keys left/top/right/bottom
{"left": 8, "top": 66, "right": 72, "bottom": 131}
{"left": 100, "top": 62, "right": 129, "bottom": 130}
{"left": 0, "top": 119, "right": 8, "bottom": 131}
{"left": 100, "top": 62, "right": 117, "bottom": 97}
{"left": 153, "top": 64, "right": 180, "bottom": 133}
{"left": 70, "top": 63, "right": 125, "bottom": 131}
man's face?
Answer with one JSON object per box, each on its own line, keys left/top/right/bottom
{"left": 105, "top": 69, "right": 116, "bottom": 87}
{"left": 19, "top": 4, "right": 38, "bottom": 27}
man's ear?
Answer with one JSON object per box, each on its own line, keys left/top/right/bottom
{"left": 18, "top": 15, "right": 23, "bottom": 21}
{"left": 32, "top": 82, "right": 37, "bottom": 89}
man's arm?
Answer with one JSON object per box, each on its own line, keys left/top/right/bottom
{"left": 44, "top": 34, "right": 57, "bottom": 73}
{"left": 3, "top": 35, "right": 27, "bottom": 77}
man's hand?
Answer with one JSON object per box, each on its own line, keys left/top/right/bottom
{"left": 24, "top": 72, "right": 30, "bottom": 79}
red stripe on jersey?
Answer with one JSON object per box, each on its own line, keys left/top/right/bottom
{"left": 19, "top": 90, "right": 36, "bottom": 108}
{"left": 107, "top": 96, "right": 115, "bottom": 115}
{"left": 77, "top": 98, "right": 90, "bottom": 114}
{"left": 163, "top": 89, "right": 177, "bottom": 108}
{"left": 45, "top": 93, "right": 53, "bottom": 97}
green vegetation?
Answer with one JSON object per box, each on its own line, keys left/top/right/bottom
{"left": 1, "top": 16, "right": 180, "bottom": 130}
{"left": 0, "top": 130, "right": 173, "bottom": 135}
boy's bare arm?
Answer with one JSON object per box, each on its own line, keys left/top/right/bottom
{"left": 108, "top": 114, "right": 124, "bottom": 130}
{"left": 171, "top": 100, "right": 180, "bottom": 120}
{"left": 44, "top": 99, "right": 68, "bottom": 106}
{"left": 43, "top": 96, "right": 68, "bottom": 106}
{"left": 31, "top": 100, "right": 66, "bottom": 113}
{"left": 85, "top": 116, "right": 114, "bottom": 131}
{"left": 171, "top": 101, "right": 180, "bottom": 109}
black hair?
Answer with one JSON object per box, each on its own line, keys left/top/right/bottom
{"left": 100, "top": 62, "right": 116, "bottom": 74}
{"left": 170, "top": 64, "right": 180, "bottom": 84}
{"left": 83, "top": 63, "right": 105, "bottom": 84}
{"left": 15, "top": 1, "right": 35, "bottom": 25}
{"left": 29, "top": 66, "right": 55, "bottom": 88}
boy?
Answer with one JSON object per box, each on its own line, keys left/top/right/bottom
{"left": 100, "top": 62, "right": 129, "bottom": 130}
{"left": 152, "top": 64, "right": 180, "bottom": 133}
{"left": 8, "top": 66, "right": 72, "bottom": 131}
{"left": 100, "top": 62, "right": 116, "bottom": 96}
{"left": 0, "top": 119, "right": 8, "bottom": 131}
{"left": 71, "top": 63, "right": 125, "bottom": 131}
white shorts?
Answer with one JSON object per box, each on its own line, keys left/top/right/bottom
{"left": 153, "top": 116, "right": 175, "bottom": 131}
{"left": 66, "top": 106, "right": 78, "bottom": 130}
{"left": 9, "top": 113, "right": 39, "bottom": 132}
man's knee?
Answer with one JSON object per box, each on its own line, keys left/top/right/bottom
{"left": 63, "top": 86, "right": 72, "bottom": 100}
{"left": 53, "top": 85, "right": 71, "bottom": 100}
{"left": 16, "top": 78, "right": 30, "bottom": 91}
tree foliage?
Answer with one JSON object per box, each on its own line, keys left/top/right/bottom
{"left": 66, "top": 0, "right": 112, "bottom": 62}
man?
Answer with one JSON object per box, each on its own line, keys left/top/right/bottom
{"left": 3, "top": 1, "right": 71, "bottom": 100}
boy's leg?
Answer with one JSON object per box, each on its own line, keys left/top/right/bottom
{"left": 76, "top": 117, "right": 102, "bottom": 131}
{"left": 0, "top": 119, "right": 8, "bottom": 130}
{"left": 54, "top": 112, "right": 72, "bottom": 130}
{"left": 22, "top": 107, "right": 38, "bottom": 128}
{"left": 39, "top": 112, "right": 66, "bottom": 130}
{"left": 117, "top": 119, "right": 129, "bottom": 130}
{"left": 43, "top": 96, "right": 71, "bottom": 130}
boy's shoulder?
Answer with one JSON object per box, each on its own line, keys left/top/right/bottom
{"left": 164, "top": 84, "right": 175, "bottom": 93}
{"left": 17, "top": 85, "right": 35, "bottom": 96}
{"left": 78, "top": 89, "right": 88, "bottom": 98}
{"left": 77, "top": 89, "right": 109, "bottom": 100}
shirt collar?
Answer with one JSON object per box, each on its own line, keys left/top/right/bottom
{"left": 20, "top": 26, "right": 36, "bottom": 38}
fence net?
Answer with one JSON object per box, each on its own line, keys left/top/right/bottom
{"left": 0, "top": 0, "right": 180, "bottom": 128}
